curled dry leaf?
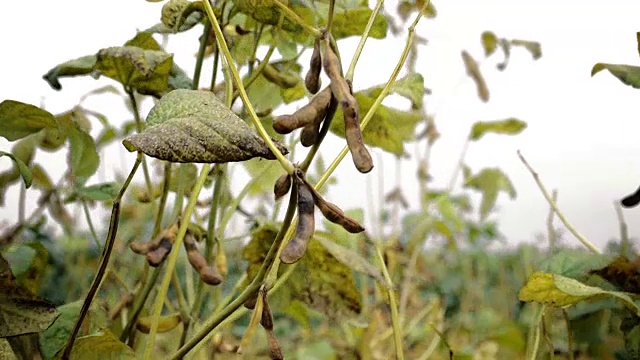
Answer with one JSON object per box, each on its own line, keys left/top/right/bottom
{"left": 461, "top": 50, "right": 489, "bottom": 102}
{"left": 280, "top": 178, "right": 316, "bottom": 264}
{"left": 123, "top": 89, "right": 289, "bottom": 163}
{"left": 305, "top": 38, "right": 322, "bottom": 94}
{"left": 136, "top": 313, "right": 181, "bottom": 334}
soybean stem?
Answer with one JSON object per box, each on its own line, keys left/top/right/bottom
{"left": 345, "top": 0, "right": 384, "bottom": 82}
{"left": 61, "top": 153, "right": 142, "bottom": 359}
{"left": 202, "top": 0, "right": 294, "bottom": 174}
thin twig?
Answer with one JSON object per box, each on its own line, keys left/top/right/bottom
{"left": 614, "top": 201, "right": 630, "bottom": 254}
{"left": 517, "top": 151, "right": 601, "bottom": 254}
{"left": 547, "top": 189, "right": 558, "bottom": 252}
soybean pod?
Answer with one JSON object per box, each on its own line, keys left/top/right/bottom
{"left": 184, "top": 233, "right": 222, "bottom": 285}
{"left": 272, "top": 86, "right": 331, "bottom": 134}
{"left": 304, "top": 37, "right": 322, "bottom": 94}
{"left": 280, "top": 179, "right": 315, "bottom": 264}
{"left": 304, "top": 178, "right": 365, "bottom": 233}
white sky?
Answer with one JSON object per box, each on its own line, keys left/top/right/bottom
{"left": 3, "top": 0, "right": 640, "bottom": 249}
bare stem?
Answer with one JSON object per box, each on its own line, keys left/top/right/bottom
{"left": 346, "top": 0, "right": 384, "bottom": 81}
{"left": 517, "top": 151, "right": 601, "bottom": 254}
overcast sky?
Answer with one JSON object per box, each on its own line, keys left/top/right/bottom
{"left": 2, "top": 0, "right": 640, "bottom": 250}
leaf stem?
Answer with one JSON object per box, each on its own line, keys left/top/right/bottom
{"left": 81, "top": 200, "right": 100, "bottom": 249}
{"left": 152, "top": 162, "right": 172, "bottom": 238}
{"left": 345, "top": 0, "right": 384, "bottom": 82}
{"left": 143, "top": 163, "right": 212, "bottom": 359}
{"left": 327, "top": 0, "right": 336, "bottom": 33}
{"left": 374, "top": 244, "right": 404, "bottom": 360}
{"left": 202, "top": 1, "right": 294, "bottom": 175}
{"left": 192, "top": 20, "right": 212, "bottom": 90}
{"left": 517, "top": 151, "right": 601, "bottom": 254}
{"left": 61, "top": 153, "right": 142, "bottom": 360}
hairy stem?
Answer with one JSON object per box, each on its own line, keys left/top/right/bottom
{"left": 61, "top": 153, "right": 142, "bottom": 359}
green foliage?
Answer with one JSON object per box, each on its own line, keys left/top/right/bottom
{"left": 123, "top": 89, "right": 288, "bottom": 163}
{"left": 0, "top": 100, "right": 56, "bottom": 142}
{"left": 469, "top": 118, "right": 527, "bottom": 141}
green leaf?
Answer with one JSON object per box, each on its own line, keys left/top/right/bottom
{"left": 0, "top": 255, "right": 58, "bottom": 337}
{"left": 168, "top": 163, "right": 198, "bottom": 196}
{"left": 315, "top": 236, "right": 385, "bottom": 284}
{"left": 63, "top": 329, "right": 136, "bottom": 360}
{"left": 67, "top": 123, "right": 99, "bottom": 180}
{"left": 43, "top": 55, "right": 97, "bottom": 90}
{"left": 0, "top": 151, "right": 32, "bottom": 188}
{"left": 591, "top": 63, "right": 640, "bottom": 88}
{"left": 469, "top": 118, "right": 527, "bottom": 141}
{"left": 329, "top": 92, "right": 422, "bottom": 156}
{"left": 331, "top": 7, "right": 388, "bottom": 40}
{"left": 519, "top": 272, "right": 640, "bottom": 316}
{"left": 481, "top": 31, "right": 498, "bottom": 57}
{"left": 366, "top": 73, "right": 425, "bottom": 110}
{"left": 281, "top": 80, "right": 307, "bottom": 104}
{"left": 125, "top": 31, "right": 193, "bottom": 91}
{"left": 95, "top": 46, "right": 173, "bottom": 97}
{"left": 537, "top": 250, "right": 615, "bottom": 282}
{"left": 0, "top": 100, "right": 56, "bottom": 141}
{"left": 160, "top": 0, "right": 204, "bottom": 33}
{"left": 464, "top": 168, "right": 516, "bottom": 220}
{"left": 462, "top": 50, "right": 489, "bottom": 102}
{"left": 246, "top": 73, "right": 284, "bottom": 115}
{"left": 2, "top": 242, "right": 48, "bottom": 294}
{"left": 40, "top": 300, "right": 109, "bottom": 360}
{"left": 243, "top": 157, "right": 283, "bottom": 196}
{"left": 123, "top": 89, "right": 288, "bottom": 163}
{"left": 511, "top": 39, "right": 542, "bottom": 60}
{"left": 31, "top": 164, "right": 54, "bottom": 190}
{"left": 76, "top": 182, "right": 119, "bottom": 201}
{"left": 243, "top": 225, "right": 361, "bottom": 318}
{"left": 397, "top": 0, "right": 437, "bottom": 21}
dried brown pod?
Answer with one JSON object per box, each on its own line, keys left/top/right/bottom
{"left": 322, "top": 39, "right": 351, "bottom": 101}
{"left": 260, "top": 291, "right": 274, "bottom": 331}
{"left": 304, "top": 179, "right": 365, "bottom": 233}
{"left": 305, "top": 37, "right": 322, "bottom": 94}
{"left": 184, "top": 233, "right": 222, "bottom": 285}
{"left": 262, "top": 63, "right": 299, "bottom": 89}
{"left": 266, "top": 330, "right": 284, "bottom": 360}
{"left": 280, "top": 179, "right": 315, "bottom": 264}
{"left": 129, "top": 241, "right": 154, "bottom": 255}
{"left": 244, "top": 293, "right": 258, "bottom": 310}
{"left": 342, "top": 94, "right": 373, "bottom": 173}
{"left": 145, "top": 237, "right": 173, "bottom": 267}
{"left": 300, "top": 120, "right": 321, "bottom": 147}
{"left": 273, "top": 174, "right": 292, "bottom": 200}
{"left": 272, "top": 86, "right": 331, "bottom": 134}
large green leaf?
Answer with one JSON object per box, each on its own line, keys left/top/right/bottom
{"left": 331, "top": 7, "right": 388, "bottom": 40}
{"left": 40, "top": 300, "right": 109, "bottom": 360}
{"left": 520, "top": 271, "right": 640, "bottom": 316}
{"left": 124, "top": 89, "right": 288, "bottom": 163}
{"left": 2, "top": 242, "right": 48, "bottom": 294}
{"left": 0, "top": 151, "right": 32, "bottom": 188}
{"left": 464, "top": 168, "right": 516, "bottom": 220}
{"left": 67, "top": 123, "right": 99, "bottom": 180}
{"left": 125, "top": 31, "right": 193, "bottom": 91}
{"left": 469, "top": 118, "right": 527, "bottom": 141}
{"left": 42, "top": 55, "right": 98, "bottom": 90}
{"left": 0, "top": 255, "right": 58, "bottom": 337}
{"left": 591, "top": 63, "right": 640, "bottom": 88}
{"left": 365, "top": 73, "right": 425, "bottom": 110}
{"left": 62, "top": 329, "right": 136, "bottom": 360}
{"left": 537, "top": 250, "right": 615, "bottom": 282}
{"left": 95, "top": 46, "right": 173, "bottom": 97}
{"left": 329, "top": 92, "right": 422, "bottom": 156}
{"left": 0, "top": 100, "right": 56, "bottom": 141}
